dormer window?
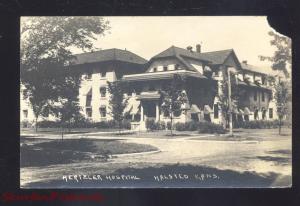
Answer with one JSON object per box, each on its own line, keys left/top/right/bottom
{"left": 153, "top": 67, "right": 157, "bottom": 72}
{"left": 163, "top": 66, "right": 168, "bottom": 71}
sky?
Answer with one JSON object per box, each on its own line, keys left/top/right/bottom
{"left": 71, "top": 16, "right": 282, "bottom": 69}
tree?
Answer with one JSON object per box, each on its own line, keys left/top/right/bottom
{"left": 107, "top": 81, "right": 129, "bottom": 134}
{"left": 259, "top": 31, "right": 291, "bottom": 78}
{"left": 274, "top": 80, "right": 289, "bottom": 135}
{"left": 218, "top": 70, "right": 243, "bottom": 129}
{"left": 160, "top": 74, "right": 187, "bottom": 135}
{"left": 20, "top": 17, "right": 110, "bottom": 131}
{"left": 49, "top": 73, "right": 83, "bottom": 138}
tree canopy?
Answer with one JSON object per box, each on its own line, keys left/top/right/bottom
{"left": 259, "top": 31, "right": 291, "bottom": 78}
{"left": 20, "top": 17, "right": 110, "bottom": 129}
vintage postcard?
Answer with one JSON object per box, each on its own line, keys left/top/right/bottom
{"left": 20, "top": 16, "right": 292, "bottom": 188}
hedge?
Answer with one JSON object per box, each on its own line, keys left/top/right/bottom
{"left": 36, "top": 119, "right": 131, "bottom": 129}
{"left": 174, "top": 121, "right": 226, "bottom": 134}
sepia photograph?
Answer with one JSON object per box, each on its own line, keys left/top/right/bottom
{"left": 20, "top": 16, "right": 292, "bottom": 188}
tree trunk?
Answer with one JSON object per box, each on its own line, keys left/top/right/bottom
{"left": 279, "top": 118, "right": 282, "bottom": 135}
{"left": 35, "top": 117, "right": 38, "bottom": 132}
{"left": 61, "top": 126, "right": 64, "bottom": 141}
{"left": 68, "top": 120, "right": 71, "bottom": 133}
{"left": 170, "top": 114, "right": 173, "bottom": 136}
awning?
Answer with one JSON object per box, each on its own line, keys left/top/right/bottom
{"left": 244, "top": 107, "right": 251, "bottom": 115}
{"left": 86, "top": 88, "right": 92, "bottom": 96}
{"left": 136, "top": 92, "right": 161, "bottom": 100}
{"left": 232, "top": 107, "right": 239, "bottom": 114}
{"left": 190, "top": 104, "right": 201, "bottom": 113}
{"left": 203, "top": 105, "right": 212, "bottom": 114}
{"left": 181, "top": 103, "right": 190, "bottom": 110}
{"left": 124, "top": 105, "right": 133, "bottom": 113}
{"left": 131, "top": 102, "right": 140, "bottom": 115}
{"left": 238, "top": 109, "right": 244, "bottom": 115}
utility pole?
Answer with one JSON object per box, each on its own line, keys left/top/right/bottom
{"left": 227, "top": 67, "right": 233, "bottom": 136}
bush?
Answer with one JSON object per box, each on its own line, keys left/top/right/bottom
{"left": 145, "top": 119, "right": 166, "bottom": 131}
{"left": 174, "top": 121, "right": 226, "bottom": 134}
{"left": 36, "top": 119, "right": 131, "bottom": 130}
{"left": 198, "top": 122, "right": 226, "bottom": 134}
{"left": 240, "top": 120, "right": 279, "bottom": 129}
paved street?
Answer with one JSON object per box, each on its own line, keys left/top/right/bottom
{"left": 20, "top": 128, "right": 291, "bottom": 188}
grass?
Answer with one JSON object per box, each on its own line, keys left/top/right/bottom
{"left": 20, "top": 139, "right": 158, "bottom": 167}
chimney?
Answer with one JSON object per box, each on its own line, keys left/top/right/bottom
{"left": 196, "top": 44, "right": 201, "bottom": 53}
{"left": 186, "top": 46, "right": 193, "bottom": 52}
{"left": 242, "top": 60, "right": 247, "bottom": 65}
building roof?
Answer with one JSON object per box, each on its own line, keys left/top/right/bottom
{"left": 72, "top": 48, "right": 147, "bottom": 65}
{"left": 199, "top": 49, "right": 234, "bottom": 65}
{"left": 152, "top": 46, "right": 210, "bottom": 62}
{"left": 122, "top": 70, "right": 208, "bottom": 82}
{"left": 240, "top": 62, "right": 269, "bottom": 75}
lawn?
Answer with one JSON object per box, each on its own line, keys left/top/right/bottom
{"left": 20, "top": 138, "right": 158, "bottom": 167}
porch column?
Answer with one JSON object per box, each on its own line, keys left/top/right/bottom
{"left": 140, "top": 103, "right": 144, "bottom": 122}
{"left": 155, "top": 102, "right": 160, "bottom": 122}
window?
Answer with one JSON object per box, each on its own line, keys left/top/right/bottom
{"left": 23, "top": 110, "right": 28, "bottom": 118}
{"left": 153, "top": 67, "right": 157, "bottom": 72}
{"left": 269, "top": 108, "right": 273, "bottom": 119}
{"left": 99, "top": 106, "right": 106, "bottom": 117}
{"left": 86, "top": 95, "right": 92, "bottom": 106}
{"left": 164, "top": 110, "right": 170, "bottom": 117}
{"left": 100, "top": 87, "right": 106, "bottom": 97}
{"left": 262, "top": 92, "right": 265, "bottom": 102}
{"left": 86, "top": 108, "right": 92, "bottom": 117}
{"left": 204, "top": 114, "right": 211, "bottom": 122}
{"left": 254, "top": 91, "right": 258, "bottom": 101}
{"left": 174, "top": 110, "right": 181, "bottom": 117}
{"left": 262, "top": 109, "right": 266, "bottom": 120}
{"left": 163, "top": 66, "right": 168, "bottom": 71}
{"left": 244, "top": 115, "right": 249, "bottom": 121}
{"left": 174, "top": 64, "right": 179, "bottom": 70}
{"left": 86, "top": 72, "right": 92, "bottom": 80}
{"left": 148, "top": 85, "right": 155, "bottom": 91}
{"left": 214, "top": 104, "right": 219, "bottom": 119}
{"left": 262, "top": 76, "right": 266, "bottom": 85}
{"left": 100, "top": 71, "right": 106, "bottom": 78}
{"left": 254, "top": 109, "right": 258, "bottom": 120}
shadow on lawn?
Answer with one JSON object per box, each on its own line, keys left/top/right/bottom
{"left": 23, "top": 164, "right": 291, "bottom": 188}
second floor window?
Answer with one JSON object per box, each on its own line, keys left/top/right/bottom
{"left": 163, "top": 66, "right": 168, "bottom": 71}
{"left": 262, "top": 92, "right": 265, "bottom": 102}
{"left": 23, "top": 110, "right": 28, "bottom": 118}
{"left": 153, "top": 67, "right": 157, "bottom": 72}
{"left": 175, "top": 64, "right": 180, "bottom": 70}
{"left": 100, "top": 87, "right": 106, "bottom": 97}
{"left": 214, "top": 104, "right": 219, "bottom": 119}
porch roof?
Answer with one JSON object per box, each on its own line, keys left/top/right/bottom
{"left": 237, "top": 80, "right": 272, "bottom": 92}
{"left": 190, "top": 104, "right": 201, "bottom": 113}
{"left": 122, "top": 70, "right": 208, "bottom": 82}
{"left": 136, "top": 92, "right": 161, "bottom": 100}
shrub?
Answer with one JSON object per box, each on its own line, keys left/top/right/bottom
{"left": 240, "top": 120, "right": 279, "bottom": 129}
{"left": 198, "top": 122, "right": 226, "bottom": 134}
{"left": 146, "top": 119, "right": 166, "bottom": 131}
